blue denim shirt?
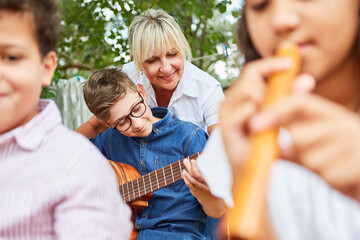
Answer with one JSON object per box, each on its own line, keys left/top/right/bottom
{"left": 91, "top": 107, "right": 210, "bottom": 239}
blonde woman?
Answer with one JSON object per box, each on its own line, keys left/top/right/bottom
{"left": 123, "top": 8, "right": 224, "bottom": 135}
{"left": 78, "top": 9, "right": 224, "bottom": 137}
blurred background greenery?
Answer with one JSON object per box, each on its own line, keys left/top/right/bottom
{"left": 44, "top": 0, "right": 243, "bottom": 99}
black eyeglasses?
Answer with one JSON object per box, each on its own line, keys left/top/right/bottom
{"left": 108, "top": 92, "right": 147, "bottom": 132}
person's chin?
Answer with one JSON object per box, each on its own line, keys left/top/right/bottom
{"left": 133, "top": 125, "right": 152, "bottom": 137}
{"left": 164, "top": 78, "right": 180, "bottom": 91}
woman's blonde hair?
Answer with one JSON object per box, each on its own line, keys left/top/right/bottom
{"left": 129, "top": 8, "right": 192, "bottom": 72}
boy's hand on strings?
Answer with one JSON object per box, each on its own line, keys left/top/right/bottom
{"left": 183, "top": 158, "right": 226, "bottom": 218}
{"left": 249, "top": 80, "right": 360, "bottom": 202}
{"left": 183, "top": 157, "right": 210, "bottom": 193}
{"left": 219, "top": 57, "right": 294, "bottom": 174}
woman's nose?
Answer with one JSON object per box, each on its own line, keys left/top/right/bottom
{"left": 159, "top": 59, "right": 172, "bottom": 73}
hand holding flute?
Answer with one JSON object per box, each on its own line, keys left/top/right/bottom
{"left": 219, "top": 42, "right": 301, "bottom": 239}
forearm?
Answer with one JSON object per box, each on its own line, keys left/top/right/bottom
{"left": 198, "top": 193, "right": 226, "bottom": 218}
{"left": 182, "top": 157, "right": 226, "bottom": 218}
{"left": 207, "top": 123, "right": 219, "bottom": 136}
{"left": 75, "top": 115, "right": 108, "bottom": 138}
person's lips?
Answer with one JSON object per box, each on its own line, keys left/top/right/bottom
{"left": 296, "top": 41, "right": 313, "bottom": 55}
{"left": 159, "top": 72, "right": 175, "bottom": 81}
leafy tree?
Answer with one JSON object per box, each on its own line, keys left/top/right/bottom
{"left": 131, "top": 0, "right": 234, "bottom": 70}
{"left": 55, "top": 0, "right": 239, "bottom": 83}
{"left": 56, "top": 0, "right": 133, "bottom": 78}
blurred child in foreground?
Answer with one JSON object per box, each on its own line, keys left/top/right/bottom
{"left": 0, "top": 0, "right": 132, "bottom": 238}
{"left": 199, "top": 0, "right": 360, "bottom": 239}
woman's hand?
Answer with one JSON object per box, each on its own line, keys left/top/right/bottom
{"left": 183, "top": 158, "right": 225, "bottom": 218}
{"left": 75, "top": 115, "right": 109, "bottom": 138}
{"left": 249, "top": 93, "right": 360, "bottom": 201}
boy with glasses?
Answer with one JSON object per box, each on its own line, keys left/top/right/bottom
{"left": 82, "top": 67, "right": 225, "bottom": 239}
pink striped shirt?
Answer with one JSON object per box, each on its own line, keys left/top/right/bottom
{"left": 0, "top": 100, "right": 132, "bottom": 239}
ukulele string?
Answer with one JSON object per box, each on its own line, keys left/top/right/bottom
{"left": 122, "top": 154, "right": 198, "bottom": 202}
{"left": 122, "top": 161, "right": 185, "bottom": 201}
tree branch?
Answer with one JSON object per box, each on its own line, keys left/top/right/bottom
{"left": 57, "top": 62, "right": 93, "bottom": 71}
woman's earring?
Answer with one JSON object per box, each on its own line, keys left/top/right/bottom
{"left": 140, "top": 71, "right": 144, "bottom": 76}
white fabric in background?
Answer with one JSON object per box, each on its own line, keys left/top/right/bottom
{"left": 49, "top": 76, "right": 92, "bottom": 130}
{"left": 197, "top": 127, "right": 234, "bottom": 207}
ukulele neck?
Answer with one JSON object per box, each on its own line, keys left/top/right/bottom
{"left": 120, "top": 152, "right": 200, "bottom": 203}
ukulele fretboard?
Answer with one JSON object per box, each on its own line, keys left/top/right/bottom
{"left": 120, "top": 153, "right": 200, "bottom": 203}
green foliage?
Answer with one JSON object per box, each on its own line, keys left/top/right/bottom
{"left": 41, "top": 0, "right": 241, "bottom": 98}
{"left": 40, "top": 86, "right": 56, "bottom": 99}
{"left": 136, "top": 0, "right": 236, "bottom": 70}
{"left": 56, "top": 0, "right": 133, "bottom": 78}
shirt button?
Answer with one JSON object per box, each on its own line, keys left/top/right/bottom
{"left": 142, "top": 142, "right": 146, "bottom": 146}
{"left": 136, "top": 223, "right": 140, "bottom": 229}
{"left": 155, "top": 128, "right": 159, "bottom": 133}
{"left": 141, "top": 160, "right": 145, "bottom": 165}
{"left": 142, "top": 214, "right": 146, "bottom": 219}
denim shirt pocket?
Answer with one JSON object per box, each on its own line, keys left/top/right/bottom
{"left": 154, "top": 155, "right": 185, "bottom": 189}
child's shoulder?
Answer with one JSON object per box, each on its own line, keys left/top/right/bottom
{"left": 151, "top": 107, "right": 208, "bottom": 146}
{"left": 43, "top": 124, "right": 112, "bottom": 173}
{"left": 169, "top": 117, "right": 208, "bottom": 139}
{"left": 172, "top": 117, "right": 204, "bottom": 131}
{"left": 31, "top": 101, "right": 106, "bottom": 164}
{"left": 47, "top": 124, "right": 104, "bottom": 157}
{"left": 152, "top": 107, "right": 205, "bottom": 132}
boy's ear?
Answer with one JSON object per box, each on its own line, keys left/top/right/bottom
{"left": 136, "top": 84, "right": 147, "bottom": 101}
{"left": 42, "top": 51, "right": 58, "bottom": 87}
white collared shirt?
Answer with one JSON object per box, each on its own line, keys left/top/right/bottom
{"left": 122, "top": 61, "right": 225, "bottom": 131}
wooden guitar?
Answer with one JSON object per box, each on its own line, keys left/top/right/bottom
{"left": 108, "top": 152, "right": 200, "bottom": 240}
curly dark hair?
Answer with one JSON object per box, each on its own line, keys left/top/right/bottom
{"left": 0, "top": 0, "right": 59, "bottom": 58}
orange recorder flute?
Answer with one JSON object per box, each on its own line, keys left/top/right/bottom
{"left": 223, "top": 42, "right": 301, "bottom": 239}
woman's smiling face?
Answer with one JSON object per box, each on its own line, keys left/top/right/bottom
{"left": 141, "top": 42, "right": 185, "bottom": 92}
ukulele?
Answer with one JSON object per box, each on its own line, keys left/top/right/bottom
{"left": 108, "top": 152, "right": 200, "bottom": 240}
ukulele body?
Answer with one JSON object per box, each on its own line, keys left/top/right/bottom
{"left": 109, "top": 160, "right": 152, "bottom": 240}
{"left": 108, "top": 153, "right": 200, "bottom": 240}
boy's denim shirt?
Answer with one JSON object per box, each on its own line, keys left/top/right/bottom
{"left": 91, "top": 107, "right": 209, "bottom": 239}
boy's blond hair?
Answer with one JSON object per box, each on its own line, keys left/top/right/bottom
{"left": 83, "top": 68, "right": 137, "bottom": 122}
{"left": 129, "top": 8, "right": 192, "bottom": 73}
